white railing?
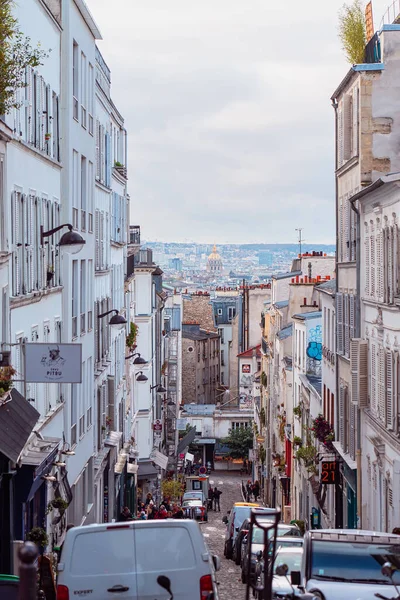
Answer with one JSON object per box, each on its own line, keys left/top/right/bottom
{"left": 381, "top": 0, "right": 400, "bottom": 27}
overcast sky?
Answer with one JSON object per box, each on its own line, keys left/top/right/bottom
{"left": 88, "top": 0, "right": 390, "bottom": 244}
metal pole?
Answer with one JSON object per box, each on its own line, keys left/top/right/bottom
{"left": 17, "top": 542, "right": 39, "bottom": 600}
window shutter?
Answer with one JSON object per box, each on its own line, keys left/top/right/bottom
{"left": 27, "top": 195, "right": 35, "bottom": 292}
{"left": 344, "top": 199, "right": 350, "bottom": 262}
{"left": 371, "top": 341, "right": 377, "bottom": 414}
{"left": 343, "top": 93, "right": 352, "bottom": 161}
{"left": 388, "top": 226, "right": 394, "bottom": 304}
{"left": 349, "top": 402, "right": 356, "bottom": 460}
{"left": 365, "top": 229, "right": 370, "bottom": 295}
{"left": 344, "top": 294, "right": 350, "bottom": 357}
{"left": 377, "top": 229, "right": 384, "bottom": 301}
{"left": 46, "top": 84, "right": 52, "bottom": 157}
{"left": 371, "top": 230, "right": 376, "bottom": 297}
{"left": 11, "top": 192, "right": 20, "bottom": 296}
{"left": 349, "top": 294, "right": 355, "bottom": 341}
{"left": 22, "top": 194, "right": 28, "bottom": 294}
{"left": 339, "top": 384, "right": 346, "bottom": 446}
{"left": 337, "top": 106, "right": 343, "bottom": 167}
{"left": 352, "top": 87, "right": 359, "bottom": 156}
{"left": 336, "top": 292, "right": 344, "bottom": 355}
{"left": 95, "top": 209, "right": 100, "bottom": 270}
{"left": 95, "top": 120, "right": 100, "bottom": 179}
{"left": 394, "top": 224, "right": 399, "bottom": 297}
{"left": 386, "top": 350, "right": 394, "bottom": 430}
{"left": 339, "top": 202, "right": 344, "bottom": 262}
{"left": 378, "top": 345, "right": 386, "bottom": 423}
{"left": 395, "top": 352, "right": 400, "bottom": 434}
{"left": 100, "top": 125, "right": 105, "bottom": 184}
{"left": 26, "top": 67, "right": 33, "bottom": 144}
{"left": 350, "top": 338, "right": 368, "bottom": 407}
{"left": 100, "top": 211, "right": 104, "bottom": 269}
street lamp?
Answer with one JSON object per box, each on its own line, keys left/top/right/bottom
{"left": 98, "top": 309, "right": 127, "bottom": 330}
{"left": 136, "top": 371, "right": 148, "bottom": 382}
{"left": 125, "top": 352, "right": 147, "bottom": 365}
{"left": 41, "top": 223, "right": 85, "bottom": 254}
{"left": 150, "top": 384, "right": 167, "bottom": 394}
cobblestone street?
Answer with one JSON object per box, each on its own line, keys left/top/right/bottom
{"left": 201, "top": 470, "right": 247, "bottom": 600}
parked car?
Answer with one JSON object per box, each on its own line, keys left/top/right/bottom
{"left": 57, "top": 519, "right": 220, "bottom": 600}
{"left": 222, "top": 502, "right": 261, "bottom": 559}
{"left": 182, "top": 499, "right": 208, "bottom": 521}
{"left": 183, "top": 490, "right": 206, "bottom": 505}
{"left": 256, "top": 546, "right": 304, "bottom": 598}
{"left": 241, "top": 523, "right": 302, "bottom": 584}
{"left": 292, "top": 529, "right": 400, "bottom": 600}
{"left": 232, "top": 512, "right": 286, "bottom": 565}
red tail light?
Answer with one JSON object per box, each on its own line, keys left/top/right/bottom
{"left": 200, "top": 574, "right": 213, "bottom": 599}
{"left": 57, "top": 585, "right": 69, "bottom": 600}
{"left": 242, "top": 529, "right": 249, "bottom": 534}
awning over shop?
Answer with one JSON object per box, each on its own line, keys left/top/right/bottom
{"left": 0, "top": 389, "right": 40, "bottom": 463}
{"left": 192, "top": 438, "right": 216, "bottom": 445}
{"left": 137, "top": 460, "right": 159, "bottom": 479}
{"left": 94, "top": 446, "right": 110, "bottom": 480}
{"left": 20, "top": 436, "right": 61, "bottom": 502}
{"left": 176, "top": 427, "right": 196, "bottom": 455}
{"left": 150, "top": 449, "right": 168, "bottom": 470}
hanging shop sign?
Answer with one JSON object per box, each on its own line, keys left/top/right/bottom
{"left": 24, "top": 343, "right": 82, "bottom": 383}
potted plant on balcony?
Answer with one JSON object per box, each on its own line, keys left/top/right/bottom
{"left": 45, "top": 132, "right": 51, "bottom": 141}
{"left": 126, "top": 322, "right": 138, "bottom": 350}
{"left": 0, "top": 365, "right": 16, "bottom": 397}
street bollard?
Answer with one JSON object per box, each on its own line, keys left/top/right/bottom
{"left": 17, "top": 542, "right": 38, "bottom": 600}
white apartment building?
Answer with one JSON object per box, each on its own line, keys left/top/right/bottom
{"left": 331, "top": 24, "right": 400, "bottom": 528}
{"left": 92, "top": 45, "right": 129, "bottom": 524}
{"left": 349, "top": 174, "right": 400, "bottom": 532}
{"left": 0, "top": 0, "right": 135, "bottom": 559}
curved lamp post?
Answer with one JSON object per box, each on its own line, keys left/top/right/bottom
{"left": 98, "top": 309, "right": 127, "bottom": 330}
{"left": 41, "top": 223, "right": 85, "bottom": 254}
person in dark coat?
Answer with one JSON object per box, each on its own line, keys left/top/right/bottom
{"left": 119, "top": 506, "right": 133, "bottom": 521}
{"left": 252, "top": 480, "right": 260, "bottom": 502}
{"left": 213, "top": 487, "right": 222, "bottom": 511}
{"left": 208, "top": 487, "right": 214, "bottom": 510}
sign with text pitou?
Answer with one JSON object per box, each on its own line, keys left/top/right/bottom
{"left": 24, "top": 343, "right": 82, "bottom": 383}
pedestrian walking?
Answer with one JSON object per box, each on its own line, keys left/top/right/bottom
{"left": 253, "top": 480, "right": 260, "bottom": 502}
{"left": 208, "top": 487, "right": 214, "bottom": 510}
{"left": 246, "top": 480, "right": 252, "bottom": 502}
{"left": 145, "top": 492, "right": 154, "bottom": 507}
{"left": 213, "top": 486, "right": 222, "bottom": 511}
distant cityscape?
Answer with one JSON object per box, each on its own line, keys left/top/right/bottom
{"left": 142, "top": 241, "right": 336, "bottom": 290}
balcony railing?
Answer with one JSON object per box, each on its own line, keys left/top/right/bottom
{"left": 129, "top": 225, "right": 140, "bottom": 246}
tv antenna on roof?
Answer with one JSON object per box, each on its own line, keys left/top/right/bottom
{"left": 295, "top": 228, "right": 304, "bottom": 256}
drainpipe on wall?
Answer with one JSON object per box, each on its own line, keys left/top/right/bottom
{"left": 350, "top": 196, "right": 362, "bottom": 528}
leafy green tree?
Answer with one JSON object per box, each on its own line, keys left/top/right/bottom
{"left": 338, "top": 0, "right": 366, "bottom": 65}
{"left": 222, "top": 426, "right": 253, "bottom": 459}
{"left": 0, "top": 0, "right": 49, "bottom": 115}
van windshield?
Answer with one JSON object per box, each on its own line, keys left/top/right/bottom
{"left": 311, "top": 541, "right": 400, "bottom": 584}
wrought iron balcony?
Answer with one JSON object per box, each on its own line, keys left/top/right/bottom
{"left": 129, "top": 225, "right": 140, "bottom": 246}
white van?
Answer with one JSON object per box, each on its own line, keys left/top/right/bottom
{"left": 56, "top": 519, "right": 220, "bottom": 600}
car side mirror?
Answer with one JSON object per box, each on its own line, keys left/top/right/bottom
{"left": 235, "top": 527, "right": 240, "bottom": 532}
{"left": 212, "top": 554, "right": 221, "bottom": 572}
{"left": 291, "top": 571, "right": 301, "bottom": 586}
{"left": 222, "top": 516, "right": 228, "bottom": 524}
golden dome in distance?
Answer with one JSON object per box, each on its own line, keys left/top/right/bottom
{"left": 207, "top": 244, "right": 223, "bottom": 273}
{"left": 208, "top": 244, "right": 222, "bottom": 261}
